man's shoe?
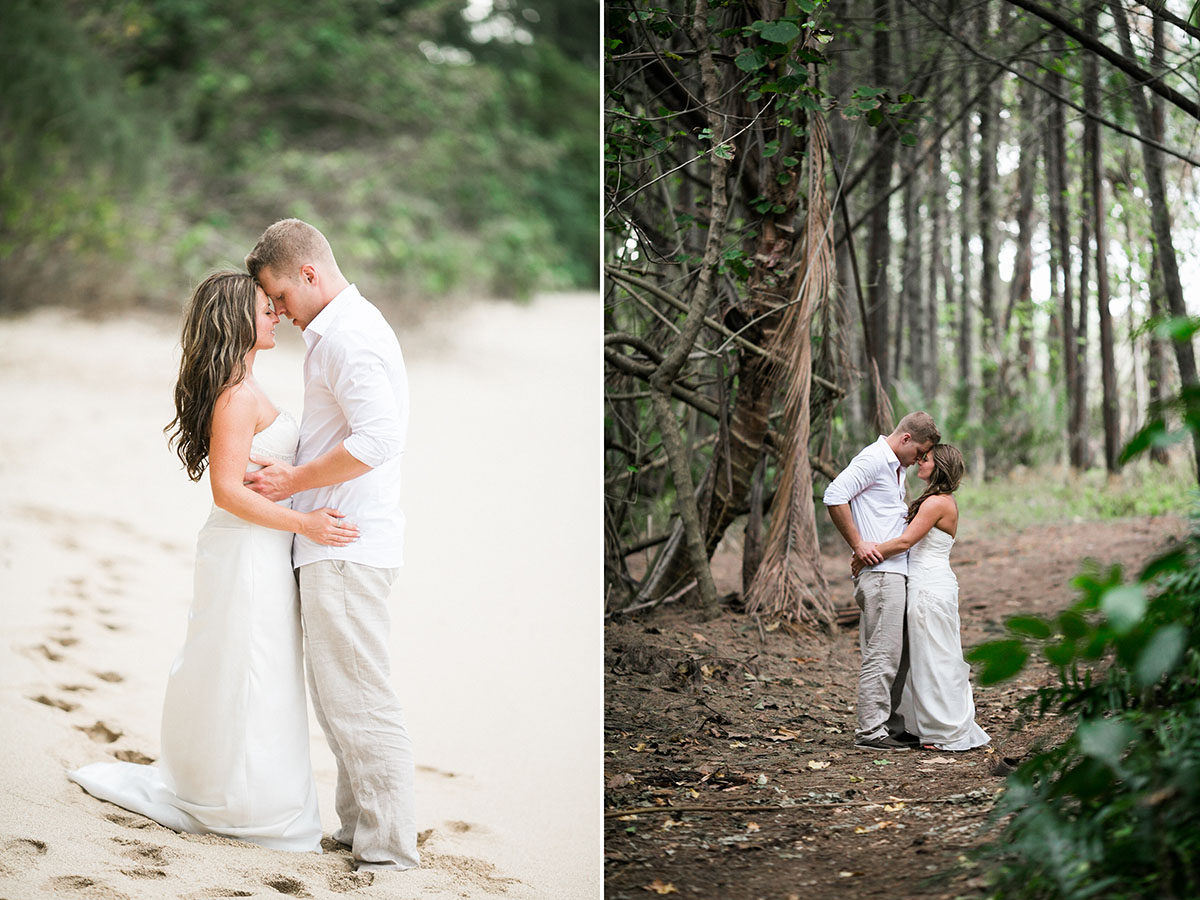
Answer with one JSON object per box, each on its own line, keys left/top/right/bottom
{"left": 892, "top": 730, "right": 921, "bottom": 746}
{"left": 853, "top": 734, "right": 912, "bottom": 751}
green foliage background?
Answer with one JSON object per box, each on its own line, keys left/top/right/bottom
{"left": 1, "top": 0, "right": 598, "bottom": 313}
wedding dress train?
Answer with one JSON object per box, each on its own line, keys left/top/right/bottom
{"left": 69, "top": 411, "right": 321, "bottom": 851}
{"left": 899, "top": 526, "right": 990, "bottom": 751}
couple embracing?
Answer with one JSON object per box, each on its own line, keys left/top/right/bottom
{"left": 69, "top": 219, "right": 419, "bottom": 871}
{"left": 824, "top": 411, "right": 989, "bottom": 752}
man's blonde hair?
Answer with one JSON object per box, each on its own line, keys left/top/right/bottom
{"left": 893, "top": 411, "right": 940, "bottom": 445}
{"left": 245, "top": 218, "right": 336, "bottom": 280}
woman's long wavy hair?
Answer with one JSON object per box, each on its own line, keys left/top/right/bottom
{"left": 165, "top": 271, "right": 258, "bottom": 481}
{"left": 906, "top": 444, "right": 965, "bottom": 523}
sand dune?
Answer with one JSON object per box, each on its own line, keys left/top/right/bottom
{"left": 0, "top": 293, "right": 601, "bottom": 899}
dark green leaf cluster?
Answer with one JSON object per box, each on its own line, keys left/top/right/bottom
{"left": 968, "top": 502, "right": 1200, "bottom": 895}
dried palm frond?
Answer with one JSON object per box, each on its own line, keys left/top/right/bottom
{"left": 744, "top": 92, "right": 837, "bottom": 632}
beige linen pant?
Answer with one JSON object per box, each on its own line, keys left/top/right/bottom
{"left": 854, "top": 571, "right": 911, "bottom": 743}
{"left": 299, "top": 560, "right": 418, "bottom": 870}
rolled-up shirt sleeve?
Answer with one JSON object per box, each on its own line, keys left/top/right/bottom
{"left": 823, "top": 449, "right": 880, "bottom": 506}
{"left": 329, "top": 345, "right": 407, "bottom": 468}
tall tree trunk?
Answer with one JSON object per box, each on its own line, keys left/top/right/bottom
{"left": 1006, "top": 76, "right": 1037, "bottom": 376}
{"left": 957, "top": 58, "right": 975, "bottom": 419}
{"left": 1145, "top": 13, "right": 1170, "bottom": 466}
{"left": 927, "top": 139, "right": 944, "bottom": 400}
{"left": 1047, "top": 68, "right": 1076, "bottom": 464}
{"left": 1110, "top": 0, "right": 1200, "bottom": 480}
{"left": 976, "top": 1, "right": 998, "bottom": 363}
{"left": 901, "top": 173, "right": 921, "bottom": 385}
{"left": 1073, "top": 135, "right": 1092, "bottom": 471}
{"left": 866, "top": 0, "right": 894, "bottom": 424}
{"left": 1085, "top": 2, "right": 1119, "bottom": 472}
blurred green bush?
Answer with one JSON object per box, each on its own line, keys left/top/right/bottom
{"left": 0, "top": 0, "right": 598, "bottom": 312}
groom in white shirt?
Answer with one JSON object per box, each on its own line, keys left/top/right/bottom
{"left": 243, "top": 219, "right": 418, "bottom": 871}
{"left": 823, "top": 411, "right": 939, "bottom": 751}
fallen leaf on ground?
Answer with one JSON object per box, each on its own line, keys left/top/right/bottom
{"left": 847, "top": 775, "right": 864, "bottom": 783}
{"left": 629, "top": 742, "right": 648, "bottom": 752}
{"left": 873, "top": 759, "right": 895, "bottom": 766}
{"left": 838, "top": 871, "right": 862, "bottom": 877}
{"left": 746, "top": 822, "right": 760, "bottom": 832}
{"left": 729, "top": 741, "right": 748, "bottom": 748}
{"left": 607, "top": 773, "right": 635, "bottom": 789}
{"left": 807, "top": 760, "right": 831, "bottom": 770}
{"left": 884, "top": 802, "right": 905, "bottom": 811}
{"left": 643, "top": 880, "right": 678, "bottom": 894}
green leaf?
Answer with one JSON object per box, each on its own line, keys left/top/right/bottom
{"left": 1154, "top": 316, "right": 1200, "bottom": 342}
{"left": 1058, "top": 610, "right": 1089, "bottom": 640}
{"left": 1075, "top": 718, "right": 1134, "bottom": 770}
{"left": 1134, "top": 624, "right": 1187, "bottom": 686}
{"left": 796, "top": 0, "right": 816, "bottom": 11}
{"left": 762, "top": 139, "right": 781, "bottom": 158}
{"left": 713, "top": 143, "right": 735, "bottom": 160}
{"left": 866, "top": 108, "right": 884, "bottom": 127}
{"left": 966, "top": 639, "right": 1028, "bottom": 684}
{"left": 1100, "top": 584, "right": 1146, "bottom": 634}
{"left": 776, "top": 171, "right": 792, "bottom": 185}
{"left": 1120, "top": 419, "right": 1168, "bottom": 464}
{"left": 1140, "top": 548, "right": 1189, "bottom": 583}
{"left": 760, "top": 20, "right": 801, "bottom": 43}
{"left": 1044, "top": 640, "right": 1076, "bottom": 667}
{"left": 1007, "top": 616, "right": 1052, "bottom": 640}
{"left": 781, "top": 155, "right": 800, "bottom": 167}
{"left": 735, "top": 47, "right": 768, "bottom": 71}
{"left": 899, "top": 132, "right": 918, "bottom": 147}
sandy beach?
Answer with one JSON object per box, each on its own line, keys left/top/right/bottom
{"left": 0, "top": 293, "right": 601, "bottom": 899}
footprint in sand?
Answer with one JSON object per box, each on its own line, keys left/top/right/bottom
{"left": 111, "top": 836, "right": 170, "bottom": 866}
{"left": 77, "top": 721, "right": 123, "bottom": 743}
{"left": 0, "top": 837, "right": 47, "bottom": 876}
{"left": 264, "top": 874, "right": 312, "bottom": 897}
{"left": 119, "top": 866, "right": 167, "bottom": 879}
{"left": 112, "top": 749, "right": 156, "bottom": 764}
{"left": 326, "top": 871, "right": 374, "bottom": 893}
{"left": 93, "top": 670, "right": 125, "bottom": 683}
{"left": 44, "top": 875, "right": 130, "bottom": 900}
{"left": 52, "top": 606, "right": 79, "bottom": 617}
{"left": 59, "top": 683, "right": 94, "bottom": 693}
{"left": 30, "top": 643, "right": 64, "bottom": 662}
{"left": 182, "top": 890, "right": 253, "bottom": 899}
{"left": 426, "top": 852, "right": 522, "bottom": 894}
{"left": 104, "top": 813, "right": 160, "bottom": 832}
{"left": 52, "top": 635, "right": 81, "bottom": 647}
{"left": 417, "top": 764, "right": 459, "bottom": 779}
{"left": 29, "top": 694, "right": 79, "bottom": 712}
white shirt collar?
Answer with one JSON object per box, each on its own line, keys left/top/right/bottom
{"left": 876, "top": 435, "right": 901, "bottom": 470}
{"left": 305, "top": 283, "right": 361, "bottom": 341}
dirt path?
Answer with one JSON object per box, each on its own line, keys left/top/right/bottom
{"left": 604, "top": 514, "right": 1185, "bottom": 900}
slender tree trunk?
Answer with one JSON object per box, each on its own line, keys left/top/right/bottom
{"left": 1047, "top": 68, "right": 1076, "bottom": 463}
{"left": 1007, "top": 77, "right": 1036, "bottom": 375}
{"left": 927, "top": 140, "right": 944, "bottom": 400}
{"left": 901, "top": 174, "right": 920, "bottom": 385}
{"left": 1110, "top": 0, "right": 1200, "bottom": 480}
{"left": 1085, "top": 2, "right": 1118, "bottom": 472}
{"left": 957, "top": 60, "right": 975, "bottom": 417}
{"left": 1074, "top": 139, "right": 1092, "bottom": 471}
{"left": 1145, "top": 13, "right": 1170, "bottom": 466}
{"left": 867, "top": 0, "right": 894, "bottom": 421}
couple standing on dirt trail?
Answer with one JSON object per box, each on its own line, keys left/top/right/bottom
{"left": 823, "top": 411, "right": 990, "bottom": 753}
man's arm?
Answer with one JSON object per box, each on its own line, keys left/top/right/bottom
{"left": 822, "top": 448, "right": 884, "bottom": 565}
{"left": 245, "top": 343, "right": 406, "bottom": 502}
{"left": 827, "top": 503, "right": 883, "bottom": 565}
{"left": 245, "top": 443, "right": 371, "bottom": 501}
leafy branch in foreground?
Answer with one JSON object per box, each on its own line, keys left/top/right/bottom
{"left": 964, "top": 375, "right": 1200, "bottom": 897}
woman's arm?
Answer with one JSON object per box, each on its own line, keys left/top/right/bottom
{"left": 851, "top": 495, "right": 949, "bottom": 575}
{"left": 208, "top": 385, "right": 357, "bottom": 546}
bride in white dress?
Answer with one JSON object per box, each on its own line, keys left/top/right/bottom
{"left": 852, "top": 444, "right": 989, "bottom": 751}
{"left": 69, "top": 272, "right": 360, "bottom": 851}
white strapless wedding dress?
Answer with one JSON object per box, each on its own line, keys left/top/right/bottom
{"left": 898, "top": 527, "right": 989, "bottom": 751}
{"left": 69, "top": 412, "right": 321, "bottom": 851}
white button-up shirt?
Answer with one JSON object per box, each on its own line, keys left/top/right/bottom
{"left": 292, "top": 284, "right": 409, "bottom": 569}
{"left": 822, "top": 436, "right": 909, "bottom": 575}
